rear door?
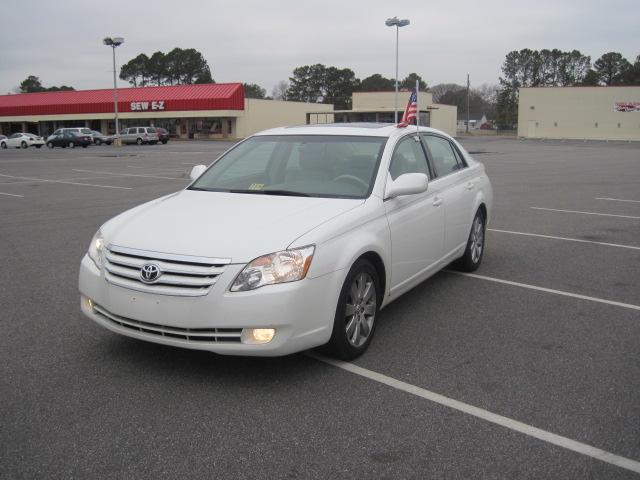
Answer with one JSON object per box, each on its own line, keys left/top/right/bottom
{"left": 421, "top": 134, "right": 477, "bottom": 256}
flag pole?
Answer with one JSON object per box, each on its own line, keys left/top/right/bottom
{"left": 415, "top": 79, "right": 419, "bottom": 135}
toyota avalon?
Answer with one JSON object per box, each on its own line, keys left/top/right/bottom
{"left": 79, "top": 123, "right": 492, "bottom": 359}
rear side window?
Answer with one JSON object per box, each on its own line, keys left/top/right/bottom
{"left": 422, "top": 135, "right": 463, "bottom": 177}
{"left": 81, "top": 129, "right": 91, "bottom": 134}
{"left": 147, "top": 127, "right": 156, "bottom": 133}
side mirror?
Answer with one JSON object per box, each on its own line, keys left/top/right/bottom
{"left": 190, "top": 164, "right": 207, "bottom": 181}
{"left": 384, "top": 173, "right": 429, "bottom": 200}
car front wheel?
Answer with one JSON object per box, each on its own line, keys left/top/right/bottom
{"left": 136, "top": 138, "right": 143, "bottom": 145}
{"left": 69, "top": 142, "right": 75, "bottom": 148}
{"left": 47, "top": 142, "right": 54, "bottom": 148}
{"left": 0, "top": 142, "right": 6, "bottom": 149}
{"left": 453, "top": 209, "right": 486, "bottom": 272}
{"left": 21, "top": 141, "right": 28, "bottom": 149}
{"left": 324, "top": 258, "right": 380, "bottom": 360}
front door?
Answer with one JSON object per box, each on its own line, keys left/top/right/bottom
{"left": 384, "top": 135, "right": 445, "bottom": 297}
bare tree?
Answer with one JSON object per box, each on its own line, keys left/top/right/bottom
{"left": 271, "top": 80, "right": 289, "bottom": 100}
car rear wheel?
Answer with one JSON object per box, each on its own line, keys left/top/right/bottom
{"left": 69, "top": 142, "right": 75, "bottom": 148}
{"left": 323, "top": 258, "right": 380, "bottom": 360}
{"left": 136, "top": 138, "right": 143, "bottom": 145}
{"left": 453, "top": 209, "right": 486, "bottom": 272}
{"left": 47, "top": 142, "right": 54, "bottom": 148}
{"left": 21, "top": 141, "right": 28, "bottom": 149}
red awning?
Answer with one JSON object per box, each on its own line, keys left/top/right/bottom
{"left": 0, "top": 83, "right": 244, "bottom": 117}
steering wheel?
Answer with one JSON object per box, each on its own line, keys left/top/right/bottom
{"left": 332, "top": 174, "right": 369, "bottom": 191}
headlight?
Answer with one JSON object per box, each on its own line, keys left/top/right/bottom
{"left": 87, "top": 230, "right": 105, "bottom": 268}
{"left": 230, "top": 245, "right": 315, "bottom": 292}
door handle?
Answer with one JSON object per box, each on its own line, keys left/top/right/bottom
{"left": 433, "top": 197, "right": 443, "bottom": 207}
{"left": 466, "top": 181, "right": 475, "bottom": 190}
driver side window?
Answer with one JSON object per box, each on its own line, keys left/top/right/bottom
{"left": 389, "top": 136, "right": 429, "bottom": 181}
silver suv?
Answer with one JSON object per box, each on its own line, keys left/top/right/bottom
{"left": 120, "top": 127, "right": 160, "bottom": 145}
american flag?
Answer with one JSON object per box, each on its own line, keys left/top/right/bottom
{"left": 400, "top": 88, "right": 418, "bottom": 124}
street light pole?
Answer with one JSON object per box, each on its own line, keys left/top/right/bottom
{"left": 103, "top": 36, "right": 124, "bottom": 144}
{"left": 385, "top": 17, "right": 410, "bottom": 123}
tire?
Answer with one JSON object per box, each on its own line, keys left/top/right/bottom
{"left": 69, "top": 142, "right": 75, "bottom": 148}
{"left": 47, "top": 142, "right": 54, "bottom": 149}
{"left": 136, "top": 138, "right": 143, "bottom": 145}
{"left": 95, "top": 139, "right": 102, "bottom": 145}
{"left": 323, "top": 258, "right": 381, "bottom": 360}
{"left": 21, "top": 141, "right": 28, "bottom": 149}
{"left": 82, "top": 145, "right": 88, "bottom": 148}
{"left": 0, "top": 142, "right": 6, "bottom": 149}
{"left": 452, "top": 209, "right": 486, "bottom": 272}
{"left": 161, "top": 140, "right": 168, "bottom": 145}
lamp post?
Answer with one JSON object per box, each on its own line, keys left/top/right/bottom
{"left": 385, "top": 16, "right": 410, "bottom": 123}
{"left": 103, "top": 36, "right": 124, "bottom": 144}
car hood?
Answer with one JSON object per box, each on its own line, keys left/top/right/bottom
{"left": 105, "top": 190, "right": 363, "bottom": 263}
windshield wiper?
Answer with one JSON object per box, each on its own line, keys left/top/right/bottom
{"left": 263, "top": 189, "right": 311, "bottom": 197}
{"left": 229, "top": 189, "right": 311, "bottom": 197}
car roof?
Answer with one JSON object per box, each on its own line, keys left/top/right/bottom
{"left": 254, "top": 122, "right": 452, "bottom": 140}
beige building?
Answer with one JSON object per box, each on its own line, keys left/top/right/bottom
{"left": 518, "top": 86, "right": 640, "bottom": 141}
{"left": 307, "top": 91, "right": 458, "bottom": 137}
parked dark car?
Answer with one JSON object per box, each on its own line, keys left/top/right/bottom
{"left": 156, "top": 127, "right": 170, "bottom": 144}
{"left": 90, "top": 130, "right": 114, "bottom": 145}
{"left": 46, "top": 131, "right": 92, "bottom": 149}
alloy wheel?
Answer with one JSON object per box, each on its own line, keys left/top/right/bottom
{"left": 344, "top": 272, "right": 377, "bottom": 347}
{"left": 470, "top": 216, "right": 484, "bottom": 263}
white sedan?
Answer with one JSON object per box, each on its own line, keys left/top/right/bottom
{"left": 0, "top": 132, "right": 45, "bottom": 149}
{"left": 79, "top": 124, "right": 492, "bottom": 359}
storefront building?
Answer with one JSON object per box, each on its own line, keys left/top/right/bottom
{"left": 0, "top": 83, "right": 333, "bottom": 139}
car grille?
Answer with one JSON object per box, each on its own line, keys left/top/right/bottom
{"left": 92, "top": 303, "right": 242, "bottom": 343}
{"left": 104, "top": 245, "right": 230, "bottom": 297}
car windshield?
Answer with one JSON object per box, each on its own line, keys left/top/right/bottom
{"left": 189, "top": 135, "right": 387, "bottom": 199}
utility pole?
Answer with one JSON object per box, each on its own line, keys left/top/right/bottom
{"left": 466, "top": 74, "right": 470, "bottom": 134}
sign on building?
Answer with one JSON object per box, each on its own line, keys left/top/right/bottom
{"left": 130, "top": 101, "right": 166, "bottom": 111}
{"left": 614, "top": 102, "right": 640, "bottom": 113}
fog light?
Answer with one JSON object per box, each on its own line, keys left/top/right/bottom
{"left": 82, "top": 295, "right": 94, "bottom": 311}
{"left": 241, "top": 328, "right": 276, "bottom": 345}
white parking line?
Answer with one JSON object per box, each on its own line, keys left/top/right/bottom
{"left": 309, "top": 353, "right": 640, "bottom": 474}
{"left": 0, "top": 191, "right": 24, "bottom": 197}
{"left": 72, "top": 168, "right": 185, "bottom": 181}
{"left": 531, "top": 207, "right": 640, "bottom": 220}
{"left": 596, "top": 197, "right": 640, "bottom": 204}
{"left": 448, "top": 271, "right": 640, "bottom": 311}
{"left": 488, "top": 228, "right": 640, "bottom": 251}
{"left": 0, "top": 174, "right": 131, "bottom": 190}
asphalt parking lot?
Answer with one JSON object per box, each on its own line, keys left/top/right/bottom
{"left": 1, "top": 137, "right": 639, "bottom": 479}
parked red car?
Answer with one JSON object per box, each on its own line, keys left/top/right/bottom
{"left": 156, "top": 127, "right": 170, "bottom": 144}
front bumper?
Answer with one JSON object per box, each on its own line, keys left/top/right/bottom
{"left": 78, "top": 254, "right": 344, "bottom": 356}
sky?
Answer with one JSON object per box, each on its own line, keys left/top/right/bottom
{"left": 0, "top": 0, "right": 638, "bottom": 95}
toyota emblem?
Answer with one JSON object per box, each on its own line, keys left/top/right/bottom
{"left": 140, "top": 263, "right": 162, "bottom": 283}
